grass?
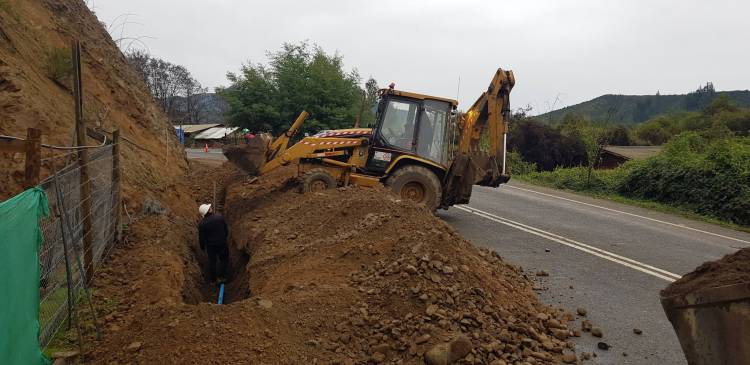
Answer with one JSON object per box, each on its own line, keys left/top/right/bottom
{"left": 45, "top": 47, "right": 73, "bottom": 86}
{"left": 513, "top": 174, "right": 750, "bottom": 234}
{"left": 41, "top": 288, "right": 118, "bottom": 362}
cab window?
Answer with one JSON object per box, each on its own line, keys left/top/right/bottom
{"left": 380, "top": 99, "right": 418, "bottom": 150}
{"left": 416, "top": 100, "right": 450, "bottom": 164}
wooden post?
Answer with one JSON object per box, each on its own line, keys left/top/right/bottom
{"left": 72, "top": 40, "right": 94, "bottom": 283}
{"left": 112, "top": 129, "right": 122, "bottom": 242}
{"left": 23, "top": 128, "right": 41, "bottom": 189}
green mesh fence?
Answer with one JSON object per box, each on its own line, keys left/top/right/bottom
{"left": 0, "top": 187, "right": 51, "bottom": 365}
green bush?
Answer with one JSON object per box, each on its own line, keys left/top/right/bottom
{"left": 522, "top": 166, "right": 626, "bottom": 195}
{"left": 507, "top": 151, "right": 537, "bottom": 175}
{"left": 619, "top": 133, "right": 750, "bottom": 225}
{"left": 45, "top": 47, "right": 72, "bottom": 86}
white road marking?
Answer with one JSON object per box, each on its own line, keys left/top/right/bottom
{"left": 455, "top": 205, "right": 682, "bottom": 282}
{"left": 506, "top": 185, "right": 750, "bottom": 245}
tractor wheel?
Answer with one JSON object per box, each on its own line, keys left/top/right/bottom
{"left": 386, "top": 165, "right": 442, "bottom": 211}
{"left": 300, "top": 169, "right": 337, "bottom": 193}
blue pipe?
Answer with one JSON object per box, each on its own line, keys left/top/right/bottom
{"left": 218, "top": 283, "right": 225, "bottom": 304}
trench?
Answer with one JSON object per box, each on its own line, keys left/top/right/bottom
{"left": 182, "top": 173, "right": 254, "bottom": 305}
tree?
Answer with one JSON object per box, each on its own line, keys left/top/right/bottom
{"left": 217, "top": 42, "right": 367, "bottom": 136}
{"left": 604, "top": 125, "right": 631, "bottom": 146}
{"left": 508, "top": 118, "right": 588, "bottom": 171}
{"left": 125, "top": 50, "right": 207, "bottom": 123}
{"left": 359, "top": 77, "right": 379, "bottom": 127}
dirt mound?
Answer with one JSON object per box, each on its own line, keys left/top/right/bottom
{"left": 223, "top": 173, "right": 580, "bottom": 364}
{"left": 0, "top": 0, "right": 192, "bottom": 216}
{"left": 87, "top": 162, "right": 579, "bottom": 364}
{"left": 662, "top": 247, "right": 750, "bottom": 297}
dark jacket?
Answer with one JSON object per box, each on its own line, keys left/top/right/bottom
{"left": 198, "top": 212, "right": 228, "bottom": 249}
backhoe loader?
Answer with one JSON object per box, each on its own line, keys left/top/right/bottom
{"left": 223, "top": 68, "right": 515, "bottom": 210}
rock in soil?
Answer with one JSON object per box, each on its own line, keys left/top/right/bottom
{"left": 424, "top": 335, "right": 472, "bottom": 365}
{"left": 562, "top": 352, "right": 577, "bottom": 363}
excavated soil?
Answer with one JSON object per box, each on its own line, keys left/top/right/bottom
{"left": 662, "top": 247, "right": 750, "bottom": 297}
{"left": 85, "top": 161, "right": 584, "bottom": 364}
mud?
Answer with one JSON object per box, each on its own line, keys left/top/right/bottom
{"left": 662, "top": 247, "right": 750, "bottom": 298}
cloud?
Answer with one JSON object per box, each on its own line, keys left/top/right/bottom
{"left": 92, "top": 0, "right": 750, "bottom": 114}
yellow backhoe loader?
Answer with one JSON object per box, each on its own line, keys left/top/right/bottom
{"left": 224, "top": 68, "right": 515, "bottom": 210}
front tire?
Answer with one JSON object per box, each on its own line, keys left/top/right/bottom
{"left": 385, "top": 165, "right": 442, "bottom": 211}
{"left": 300, "top": 169, "right": 336, "bottom": 193}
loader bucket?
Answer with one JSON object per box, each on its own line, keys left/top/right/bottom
{"left": 223, "top": 134, "right": 271, "bottom": 176}
{"left": 660, "top": 282, "right": 750, "bottom": 365}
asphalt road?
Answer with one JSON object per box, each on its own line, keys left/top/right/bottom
{"left": 439, "top": 182, "right": 750, "bottom": 365}
{"left": 186, "top": 147, "right": 226, "bottom": 161}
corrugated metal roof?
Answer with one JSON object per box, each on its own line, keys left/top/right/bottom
{"left": 174, "top": 124, "right": 222, "bottom": 134}
{"left": 193, "top": 127, "right": 239, "bottom": 140}
{"left": 602, "top": 146, "right": 663, "bottom": 160}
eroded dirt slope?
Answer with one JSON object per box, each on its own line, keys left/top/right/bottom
{"left": 0, "top": 0, "right": 191, "bottom": 216}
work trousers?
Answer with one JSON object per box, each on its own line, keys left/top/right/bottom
{"left": 206, "top": 245, "right": 229, "bottom": 282}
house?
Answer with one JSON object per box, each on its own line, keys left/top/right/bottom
{"left": 174, "top": 123, "right": 223, "bottom": 142}
{"left": 192, "top": 127, "right": 241, "bottom": 147}
{"left": 598, "top": 146, "right": 663, "bottom": 169}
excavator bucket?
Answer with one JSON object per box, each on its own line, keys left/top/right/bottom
{"left": 223, "top": 134, "right": 271, "bottom": 176}
{"left": 441, "top": 152, "right": 509, "bottom": 208}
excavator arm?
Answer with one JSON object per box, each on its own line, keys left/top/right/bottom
{"left": 441, "top": 68, "right": 515, "bottom": 208}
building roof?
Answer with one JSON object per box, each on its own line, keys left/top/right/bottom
{"left": 174, "top": 124, "right": 223, "bottom": 134}
{"left": 602, "top": 146, "right": 663, "bottom": 160}
{"left": 193, "top": 127, "right": 239, "bottom": 140}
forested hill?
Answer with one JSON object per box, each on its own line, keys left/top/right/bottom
{"left": 539, "top": 88, "right": 750, "bottom": 125}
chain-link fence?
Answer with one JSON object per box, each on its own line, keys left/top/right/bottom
{"left": 37, "top": 144, "right": 119, "bottom": 348}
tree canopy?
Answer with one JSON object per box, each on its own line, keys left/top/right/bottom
{"left": 633, "top": 96, "right": 750, "bottom": 144}
{"left": 217, "top": 42, "right": 376, "bottom": 136}
{"left": 125, "top": 50, "right": 208, "bottom": 123}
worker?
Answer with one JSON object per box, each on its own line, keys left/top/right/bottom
{"left": 198, "top": 203, "right": 229, "bottom": 283}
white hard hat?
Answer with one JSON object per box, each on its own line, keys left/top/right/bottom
{"left": 199, "top": 204, "right": 212, "bottom": 217}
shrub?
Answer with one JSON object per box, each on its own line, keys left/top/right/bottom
{"left": 619, "top": 134, "right": 750, "bottom": 225}
{"left": 45, "top": 47, "right": 72, "bottom": 86}
{"left": 507, "top": 151, "right": 537, "bottom": 175}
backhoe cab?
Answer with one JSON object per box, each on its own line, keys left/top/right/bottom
{"left": 223, "top": 68, "right": 515, "bottom": 211}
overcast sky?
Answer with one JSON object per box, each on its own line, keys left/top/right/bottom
{"left": 89, "top": 0, "right": 749, "bottom": 113}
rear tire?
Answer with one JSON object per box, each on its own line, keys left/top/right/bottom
{"left": 300, "top": 169, "right": 336, "bottom": 193}
{"left": 386, "top": 165, "right": 442, "bottom": 211}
